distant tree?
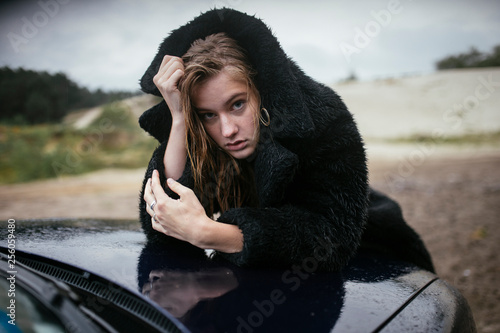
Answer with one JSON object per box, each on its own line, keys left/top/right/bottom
{"left": 0, "top": 66, "right": 139, "bottom": 124}
{"left": 25, "top": 91, "right": 52, "bottom": 123}
{"left": 338, "top": 71, "right": 358, "bottom": 83}
{"left": 479, "top": 45, "right": 500, "bottom": 67}
{"left": 436, "top": 45, "right": 500, "bottom": 70}
{"left": 345, "top": 71, "right": 358, "bottom": 82}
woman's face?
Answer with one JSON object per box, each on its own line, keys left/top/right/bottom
{"left": 192, "top": 69, "right": 259, "bottom": 160}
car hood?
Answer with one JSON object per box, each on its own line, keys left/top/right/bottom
{"left": 0, "top": 219, "right": 474, "bottom": 332}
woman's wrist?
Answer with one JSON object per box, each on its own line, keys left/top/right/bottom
{"left": 163, "top": 115, "right": 187, "bottom": 180}
{"left": 194, "top": 217, "right": 243, "bottom": 253}
{"left": 171, "top": 116, "right": 185, "bottom": 128}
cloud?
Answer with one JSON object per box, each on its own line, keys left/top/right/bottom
{"left": 0, "top": 0, "right": 498, "bottom": 90}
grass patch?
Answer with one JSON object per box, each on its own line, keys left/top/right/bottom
{"left": 0, "top": 102, "right": 158, "bottom": 184}
{"left": 384, "top": 131, "right": 500, "bottom": 145}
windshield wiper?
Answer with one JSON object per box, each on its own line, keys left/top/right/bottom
{"left": 0, "top": 247, "right": 188, "bottom": 333}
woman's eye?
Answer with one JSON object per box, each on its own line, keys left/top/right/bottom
{"left": 233, "top": 100, "right": 245, "bottom": 110}
{"left": 200, "top": 113, "right": 215, "bottom": 121}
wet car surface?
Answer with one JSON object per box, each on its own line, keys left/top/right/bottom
{"left": 0, "top": 219, "right": 476, "bottom": 332}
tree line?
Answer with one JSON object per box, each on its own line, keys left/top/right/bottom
{"left": 436, "top": 44, "right": 500, "bottom": 70}
{"left": 0, "top": 67, "right": 139, "bottom": 124}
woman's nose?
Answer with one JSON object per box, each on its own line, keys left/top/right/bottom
{"left": 221, "top": 115, "right": 238, "bottom": 137}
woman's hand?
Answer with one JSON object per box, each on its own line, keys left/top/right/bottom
{"left": 144, "top": 170, "right": 207, "bottom": 244}
{"left": 153, "top": 55, "right": 184, "bottom": 121}
{"left": 144, "top": 170, "right": 244, "bottom": 253}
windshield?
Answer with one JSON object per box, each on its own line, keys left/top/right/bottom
{"left": 0, "top": 278, "right": 66, "bottom": 332}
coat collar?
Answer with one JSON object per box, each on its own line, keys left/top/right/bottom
{"left": 138, "top": 8, "right": 316, "bottom": 143}
{"left": 252, "top": 128, "right": 299, "bottom": 206}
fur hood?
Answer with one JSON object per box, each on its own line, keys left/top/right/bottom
{"left": 139, "top": 8, "right": 341, "bottom": 143}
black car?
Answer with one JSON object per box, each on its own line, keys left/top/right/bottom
{"left": 0, "top": 219, "right": 476, "bottom": 332}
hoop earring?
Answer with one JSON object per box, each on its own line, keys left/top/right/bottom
{"left": 259, "top": 108, "right": 271, "bottom": 127}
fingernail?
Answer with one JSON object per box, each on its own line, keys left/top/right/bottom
{"left": 167, "top": 178, "right": 174, "bottom": 185}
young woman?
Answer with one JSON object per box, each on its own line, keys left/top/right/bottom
{"left": 139, "top": 8, "right": 434, "bottom": 272}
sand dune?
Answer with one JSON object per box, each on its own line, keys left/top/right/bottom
{"left": 334, "top": 67, "right": 500, "bottom": 140}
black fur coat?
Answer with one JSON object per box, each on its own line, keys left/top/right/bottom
{"left": 138, "top": 8, "right": 434, "bottom": 273}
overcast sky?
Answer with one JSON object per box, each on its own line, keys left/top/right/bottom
{"left": 1, "top": 0, "right": 499, "bottom": 91}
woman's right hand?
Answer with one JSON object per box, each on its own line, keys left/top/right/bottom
{"left": 153, "top": 55, "right": 185, "bottom": 121}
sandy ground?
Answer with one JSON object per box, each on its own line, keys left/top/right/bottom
{"left": 367, "top": 147, "right": 500, "bottom": 333}
{"left": 335, "top": 68, "right": 500, "bottom": 141}
{"left": 0, "top": 168, "right": 145, "bottom": 220}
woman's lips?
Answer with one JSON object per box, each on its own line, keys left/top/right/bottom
{"left": 226, "top": 140, "right": 247, "bottom": 151}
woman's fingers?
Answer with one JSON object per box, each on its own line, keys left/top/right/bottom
{"left": 168, "top": 68, "right": 184, "bottom": 89}
{"left": 149, "top": 170, "right": 191, "bottom": 201}
{"left": 148, "top": 171, "right": 179, "bottom": 235}
{"left": 150, "top": 170, "right": 169, "bottom": 199}
{"left": 145, "top": 171, "right": 169, "bottom": 233}
{"left": 146, "top": 170, "right": 194, "bottom": 212}
{"left": 144, "top": 170, "right": 167, "bottom": 209}
{"left": 156, "top": 64, "right": 183, "bottom": 91}
{"left": 164, "top": 57, "right": 184, "bottom": 80}
{"left": 146, "top": 170, "right": 209, "bottom": 244}
{"left": 144, "top": 178, "right": 157, "bottom": 216}
{"left": 166, "top": 177, "right": 190, "bottom": 198}
{"left": 153, "top": 55, "right": 184, "bottom": 117}
{"left": 151, "top": 214, "right": 168, "bottom": 234}
{"left": 156, "top": 55, "right": 182, "bottom": 77}
{"left": 144, "top": 178, "right": 152, "bottom": 206}
{"left": 154, "top": 56, "right": 184, "bottom": 88}
{"left": 158, "top": 54, "right": 173, "bottom": 70}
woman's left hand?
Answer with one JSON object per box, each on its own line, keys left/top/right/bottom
{"left": 144, "top": 170, "right": 209, "bottom": 246}
{"left": 144, "top": 170, "right": 244, "bottom": 253}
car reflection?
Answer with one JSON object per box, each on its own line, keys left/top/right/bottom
{"left": 137, "top": 242, "right": 346, "bottom": 332}
{"left": 142, "top": 267, "right": 238, "bottom": 318}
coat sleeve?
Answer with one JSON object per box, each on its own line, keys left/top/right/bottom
{"left": 361, "top": 189, "right": 435, "bottom": 272}
{"left": 215, "top": 112, "right": 369, "bottom": 272}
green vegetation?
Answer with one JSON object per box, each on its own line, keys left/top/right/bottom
{"left": 385, "top": 131, "right": 500, "bottom": 145}
{"left": 0, "top": 67, "right": 156, "bottom": 184}
{"left": 436, "top": 45, "right": 500, "bottom": 70}
{"left": 0, "top": 102, "right": 158, "bottom": 184}
{"left": 0, "top": 66, "right": 139, "bottom": 125}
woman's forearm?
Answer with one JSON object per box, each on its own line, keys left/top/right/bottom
{"left": 153, "top": 55, "right": 187, "bottom": 180}
{"left": 195, "top": 218, "right": 244, "bottom": 253}
{"left": 163, "top": 118, "right": 187, "bottom": 180}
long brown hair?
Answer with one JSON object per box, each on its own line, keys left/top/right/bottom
{"left": 179, "top": 33, "right": 260, "bottom": 216}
